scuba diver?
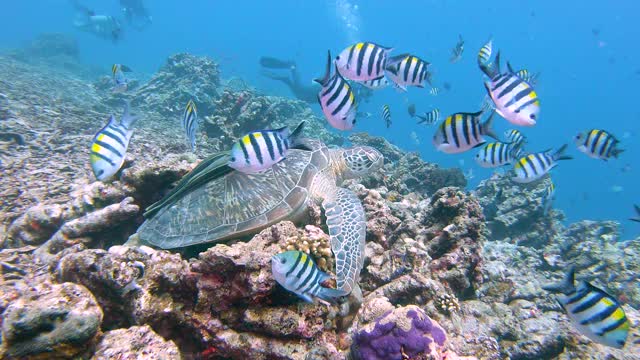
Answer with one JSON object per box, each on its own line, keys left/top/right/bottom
{"left": 71, "top": 0, "right": 123, "bottom": 42}
{"left": 259, "top": 56, "right": 318, "bottom": 104}
{"left": 120, "top": 0, "right": 152, "bottom": 30}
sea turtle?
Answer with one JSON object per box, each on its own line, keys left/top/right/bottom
{"left": 132, "top": 138, "right": 383, "bottom": 294}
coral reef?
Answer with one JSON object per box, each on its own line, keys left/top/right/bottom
{"left": 2, "top": 38, "right": 640, "bottom": 360}
{"left": 351, "top": 301, "right": 447, "bottom": 360}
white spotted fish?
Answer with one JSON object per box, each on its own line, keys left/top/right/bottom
{"left": 335, "top": 42, "right": 392, "bottom": 82}
{"left": 271, "top": 251, "right": 347, "bottom": 303}
{"left": 385, "top": 54, "right": 431, "bottom": 92}
{"left": 90, "top": 102, "right": 138, "bottom": 181}
{"left": 475, "top": 142, "right": 523, "bottom": 168}
{"left": 543, "top": 266, "right": 630, "bottom": 349}
{"left": 228, "top": 121, "right": 305, "bottom": 174}
{"left": 574, "top": 129, "right": 623, "bottom": 160}
{"left": 480, "top": 52, "right": 540, "bottom": 127}
{"left": 512, "top": 144, "right": 572, "bottom": 183}
{"left": 182, "top": 99, "right": 198, "bottom": 152}
{"left": 433, "top": 110, "right": 498, "bottom": 154}
{"left": 112, "top": 64, "right": 132, "bottom": 93}
{"left": 315, "top": 50, "right": 357, "bottom": 131}
{"left": 416, "top": 108, "right": 440, "bottom": 125}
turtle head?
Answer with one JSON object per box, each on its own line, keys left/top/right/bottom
{"left": 341, "top": 146, "right": 384, "bottom": 179}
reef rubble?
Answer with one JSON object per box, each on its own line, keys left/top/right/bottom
{"left": 1, "top": 38, "right": 640, "bottom": 360}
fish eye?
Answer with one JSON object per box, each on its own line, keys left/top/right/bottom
{"left": 230, "top": 156, "right": 235, "bottom": 161}
{"left": 336, "top": 55, "right": 341, "bottom": 60}
{"left": 97, "top": 169, "right": 104, "bottom": 176}
{"left": 530, "top": 114, "right": 536, "bottom": 119}
{"left": 352, "top": 119, "right": 356, "bottom": 124}
{"left": 280, "top": 258, "right": 286, "bottom": 264}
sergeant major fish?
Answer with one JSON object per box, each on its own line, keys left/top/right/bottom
{"left": 543, "top": 266, "right": 630, "bottom": 349}
{"left": 112, "top": 64, "right": 132, "bottom": 93}
{"left": 228, "top": 121, "right": 306, "bottom": 174}
{"left": 574, "top": 129, "right": 624, "bottom": 160}
{"left": 90, "top": 102, "right": 138, "bottom": 181}
{"left": 475, "top": 142, "right": 523, "bottom": 168}
{"left": 385, "top": 54, "right": 431, "bottom": 91}
{"left": 543, "top": 179, "right": 556, "bottom": 215}
{"left": 315, "top": 51, "right": 357, "bottom": 130}
{"left": 477, "top": 38, "right": 493, "bottom": 67}
{"left": 271, "top": 251, "right": 348, "bottom": 303}
{"left": 335, "top": 42, "right": 392, "bottom": 82}
{"left": 358, "top": 76, "right": 389, "bottom": 90}
{"left": 433, "top": 110, "right": 498, "bottom": 154}
{"left": 416, "top": 108, "right": 440, "bottom": 125}
{"left": 182, "top": 99, "right": 198, "bottom": 152}
{"left": 515, "top": 69, "right": 540, "bottom": 86}
{"left": 382, "top": 104, "right": 391, "bottom": 128}
{"left": 512, "top": 144, "right": 572, "bottom": 183}
{"left": 480, "top": 52, "right": 540, "bottom": 127}
{"left": 505, "top": 129, "right": 527, "bottom": 147}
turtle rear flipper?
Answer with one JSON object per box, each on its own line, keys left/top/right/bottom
{"left": 323, "top": 187, "right": 366, "bottom": 295}
{"left": 144, "top": 151, "right": 232, "bottom": 219}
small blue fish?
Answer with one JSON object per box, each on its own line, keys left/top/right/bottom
{"left": 271, "top": 251, "right": 347, "bottom": 303}
{"left": 450, "top": 34, "right": 464, "bottom": 63}
{"left": 382, "top": 104, "right": 391, "bottom": 128}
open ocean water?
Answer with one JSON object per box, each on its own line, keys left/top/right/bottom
{"left": 1, "top": 0, "right": 639, "bottom": 239}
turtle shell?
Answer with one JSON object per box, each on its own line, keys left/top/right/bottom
{"left": 137, "top": 139, "right": 331, "bottom": 249}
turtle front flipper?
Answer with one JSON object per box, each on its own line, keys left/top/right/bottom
{"left": 323, "top": 187, "right": 366, "bottom": 295}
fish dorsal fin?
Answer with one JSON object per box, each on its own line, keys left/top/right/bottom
{"left": 385, "top": 53, "right": 410, "bottom": 73}
{"left": 580, "top": 280, "right": 619, "bottom": 303}
{"left": 507, "top": 61, "right": 516, "bottom": 74}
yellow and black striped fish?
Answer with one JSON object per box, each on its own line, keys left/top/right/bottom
{"left": 543, "top": 266, "right": 630, "bottom": 349}
{"left": 543, "top": 179, "right": 556, "bottom": 215}
{"left": 512, "top": 144, "right": 572, "bottom": 183}
{"left": 416, "top": 109, "right": 440, "bottom": 125}
{"left": 111, "top": 64, "right": 132, "bottom": 93}
{"left": 515, "top": 69, "right": 540, "bottom": 86}
{"left": 475, "top": 142, "right": 523, "bottom": 168}
{"left": 182, "top": 99, "right": 198, "bottom": 152}
{"left": 90, "top": 102, "right": 137, "bottom": 181}
{"left": 335, "top": 42, "right": 392, "bottom": 82}
{"left": 574, "top": 129, "right": 623, "bottom": 161}
{"left": 271, "top": 251, "right": 347, "bottom": 303}
{"left": 228, "top": 121, "right": 305, "bottom": 174}
{"left": 382, "top": 104, "right": 391, "bottom": 128}
{"left": 359, "top": 76, "right": 389, "bottom": 90}
{"left": 315, "top": 51, "right": 357, "bottom": 131}
{"left": 429, "top": 87, "right": 440, "bottom": 96}
{"left": 385, "top": 54, "right": 431, "bottom": 91}
{"left": 505, "top": 129, "right": 526, "bottom": 147}
{"left": 432, "top": 110, "right": 497, "bottom": 154}
{"left": 477, "top": 38, "right": 493, "bottom": 67}
{"left": 480, "top": 52, "right": 540, "bottom": 127}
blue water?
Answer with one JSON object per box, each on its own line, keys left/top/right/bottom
{"left": 2, "top": 1, "right": 638, "bottom": 239}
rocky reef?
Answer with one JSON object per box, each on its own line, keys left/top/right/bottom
{"left": 1, "top": 36, "right": 640, "bottom": 360}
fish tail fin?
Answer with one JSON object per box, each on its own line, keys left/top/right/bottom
{"left": 481, "top": 111, "right": 499, "bottom": 140}
{"left": 553, "top": 144, "right": 572, "bottom": 161}
{"left": 612, "top": 148, "right": 624, "bottom": 158}
{"left": 287, "top": 121, "right": 306, "bottom": 148}
{"left": 542, "top": 266, "right": 576, "bottom": 295}
{"left": 316, "top": 286, "right": 349, "bottom": 304}
{"left": 634, "top": 204, "right": 640, "bottom": 216}
{"left": 120, "top": 101, "right": 138, "bottom": 129}
{"left": 314, "top": 50, "right": 332, "bottom": 86}
{"left": 415, "top": 115, "right": 427, "bottom": 124}
{"left": 385, "top": 53, "right": 410, "bottom": 73}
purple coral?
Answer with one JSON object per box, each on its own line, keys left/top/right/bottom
{"left": 352, "top": 306, "right": 447, "bottom": 360}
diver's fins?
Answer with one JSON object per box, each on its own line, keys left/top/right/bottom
{"left": 259, "top": 56, "right": 296, "bottom": 69}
